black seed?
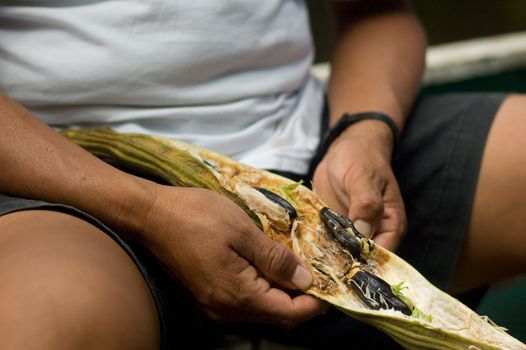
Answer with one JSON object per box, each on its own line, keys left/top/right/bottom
{"left": 320, "top": 207, "right": 365, "bottom": 238}
{"left": 334, "top": 227, "right": 362, "bottom": 258}
{"left": 254, "top": 187, "right": 297, "bottom": 221}
{"left": 320, "top": 207, "right": 362, "bottom": 257}
{"left": 349, "top": 270, "right": 412, "bottom": 316}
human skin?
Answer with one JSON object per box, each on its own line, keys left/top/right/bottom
{"left": 1, "top": 2, "right": 419, "bottom": 348}
{"left": 313, "top": 0, "right": 426, "bottom": 251}
{"left": 0, "top": 91, "right": 326, "bottom": 349}
{"left": 450, "top": 94, "right": 526, "bottom": 294}
{"left": 1, "top": 0, "right": 526, "bottom": 348}
{"left": 0, "top": 210, "right": 161, "bottom": 350}
{"left": 315, "top": 0, "right": 526, "bottom": 295}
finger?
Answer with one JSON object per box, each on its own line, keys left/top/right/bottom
{"left": 312, "top": 161, "right": 348, "bottom": 214}
{"left": 374, "top": 180, "right": 407, "bottom": 251}
{"left": 374, "top": 212, "right": 406, "bottom": 251}
{"left": 373, "top": 231, "right": 400, "bottom": 251}
{"left": 236, "top": 265, "right": 328, "bottom": 328}
{"left": 255, "top": 291, "right": 328, "bottom": 329}
{"left": 344, "top": 171, "right": 385, "bottom": 238}
{"left": 233, "top": 229, "right": 313, "bottom": 291}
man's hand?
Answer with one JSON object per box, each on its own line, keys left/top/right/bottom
{"left": 138, "top": 186, "right": 327, "bottom": 328}
{"left": 320, "top": 0, "right": 424, "bottom": 250}
{"left": 312, "top": 120, "right": 406, "bottom": 251}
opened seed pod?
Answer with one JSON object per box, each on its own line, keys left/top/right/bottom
{"left": 63, "top": 128, "right": 526, "bottom": 350}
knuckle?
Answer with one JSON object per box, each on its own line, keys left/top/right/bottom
{"left": 398, "top": 217, "right": 408, "bottom": 238}
{"left": 237, "top": 220, "right": 258, "bottom": 240}
{"left": 197, "top": 287, "right": 230, "bottom": 316}
{"left": 234, "top": 285, "right": 256, "bottom": 307}
{"left": 356, "top": 195, "right": 383, "bottom": 216}
{"left": 200, "top": 290, "right": 245, "bottom": 323}
{"left": 196, "top": 286, "right": 217, "bottom": 308}
{"left": 230, "top": 266, "right": 262, "bottom": 308}
{"left": 263, "top": 243, "right": 293, "bottom": 277}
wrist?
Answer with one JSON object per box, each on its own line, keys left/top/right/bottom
{"left": 97, "top": 175, "right": 159, "bottom": 243}
{"left": 335, "top": 118, "right": 395, "bottom": 158}
{"left": 308, "top": 112, "right": 399, "bottom": 177}
{"left": 322, "top": 112, "right": 399, "bottom": 158}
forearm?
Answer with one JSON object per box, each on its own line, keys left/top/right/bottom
{"left": 0, "top": 92, "right": 154, "bottom": 241}
{"left": 328, "top": 1, "right": 426, "bottom": 142}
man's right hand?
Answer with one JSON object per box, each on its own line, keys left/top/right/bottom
{"left": 0, "top": 91, "right": 326, "bottom": 327}
{"left": 136, "top": 185, "right": 327, "bottom": 328}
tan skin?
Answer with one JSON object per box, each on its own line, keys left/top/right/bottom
{"left": 314, "top": 0, "right": 426, "bottom": 251}
{"left": 451, "top": 94, "right": 526, "bottom": 294}
{"left": 0, "top": 210, "right": 160, "bottom": 350}
{"left": 0, "top": 93, "right": 325, "bottom": 349}
{"left": 316, "top": 1, "right": 526, "bottom": 295}
{"left": 1, "top": 0, "right": 525, "bottom": 348}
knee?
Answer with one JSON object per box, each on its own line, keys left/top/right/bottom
{"left": 0, "top": 210, "right": 160, "bottom": 350}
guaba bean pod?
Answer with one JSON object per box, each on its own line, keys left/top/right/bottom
{"left": 62, "top": 128, "right": 526, "bottom": 350}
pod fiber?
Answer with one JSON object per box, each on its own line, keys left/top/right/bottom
{"left": 63, "top": 128, "right": 526, "bottom": 350}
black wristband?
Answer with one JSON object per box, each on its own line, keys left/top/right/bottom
{"left": 309, "top": 112, "right": 400, "bottom": 176}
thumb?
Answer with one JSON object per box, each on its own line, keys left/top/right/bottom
{"left": 346, "top": 180, "right": 384, "bottom": 239}
{"left": 236, "top": 230, "right": 313, "bottom": 291}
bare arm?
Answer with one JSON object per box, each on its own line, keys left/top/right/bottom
{"left": 0, "top": 91, "right": 326, "bottom": 325}
{"left": 0, "top": 91, "right": 150, "bottom": 238}
{"left": 313, "top": 0, "right": 426, "bottom": 250}
{"left": 328, "top": 0, "right": 426, "bottom": 131}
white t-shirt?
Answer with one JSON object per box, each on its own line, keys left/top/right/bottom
{"left": 0, "top": 0, "right": 325, "bottom": 174}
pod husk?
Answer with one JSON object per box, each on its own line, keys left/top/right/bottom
{"left": 63, "top": 128, "right": 526, "bottom": 350}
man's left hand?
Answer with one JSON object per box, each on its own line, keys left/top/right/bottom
{"left": 312, "top": 121, "right": 406, "bottom": 251}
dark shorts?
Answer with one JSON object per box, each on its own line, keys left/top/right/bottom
{"left": 0, "top": 93, "right": 506, "bottom": 349}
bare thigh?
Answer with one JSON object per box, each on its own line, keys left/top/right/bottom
{"left": 0, "top": 209, "right": 160, "bottom": 350}
{"left": 451, "top": 94, "right": 526, "bottom": 294}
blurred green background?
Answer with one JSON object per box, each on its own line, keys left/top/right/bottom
{"left": 307, "top": 0, "right": 526, "bottom": 343}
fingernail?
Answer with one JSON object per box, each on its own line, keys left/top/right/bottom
{"left": 291, "top": 265, "right": 313, "bottom": 291}
{"left": 354, "top": 220, "right": 372, "bottom": 237}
